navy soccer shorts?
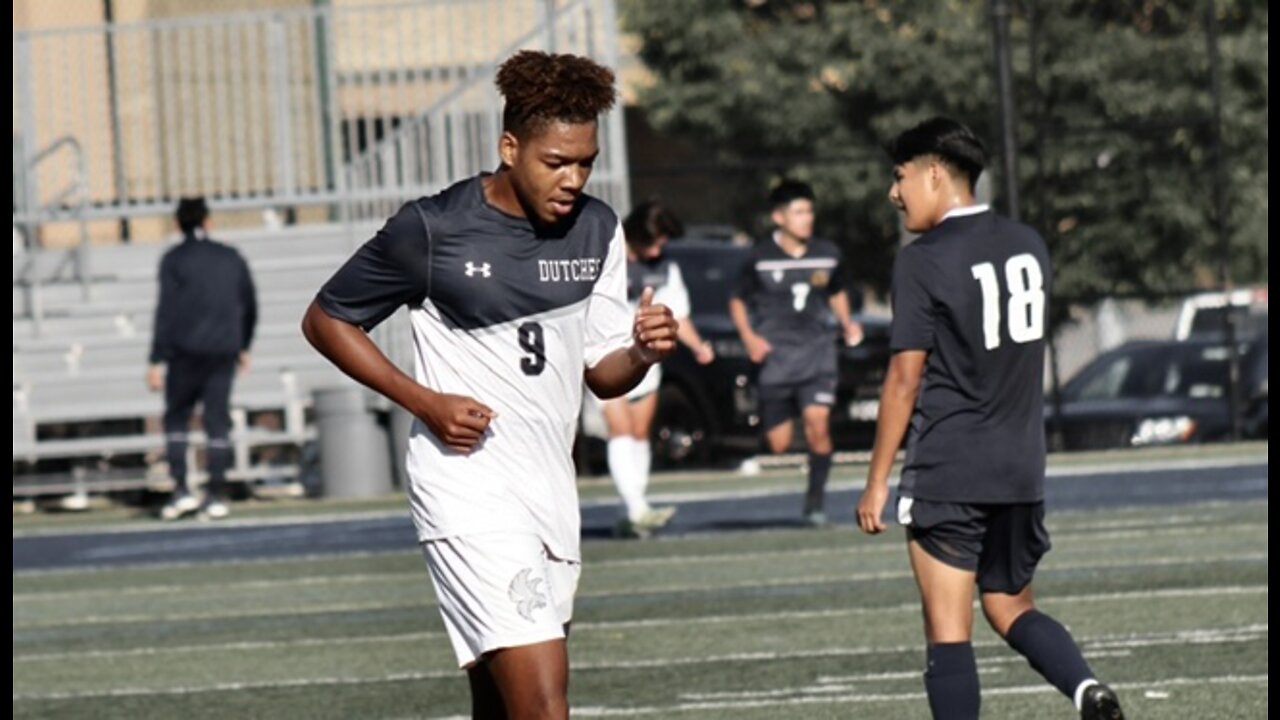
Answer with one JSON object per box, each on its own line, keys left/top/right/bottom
{"left": 759, "top": 374, "right": 838, "bottom": 431}
{"left": 900, "top": 498, "right": 1051, "bottom": 595}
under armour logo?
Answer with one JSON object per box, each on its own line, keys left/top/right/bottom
{"left": 465, "top": 262, "right": 492, "bottom": 278}
{"left": 772, "top": 269, "right": 785, "bottom": 283}
{"left": 508, "top": 568, "right": 549, "bottom": 623}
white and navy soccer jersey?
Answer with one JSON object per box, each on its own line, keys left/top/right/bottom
{"left": 315, "top": 176, "right": 631, "bottom": 562}
{"left": 733, "top": 236, "right": 846, "bottom": 387}
{"left": 890, "top": 206, "right": 1051, "bottom": 504}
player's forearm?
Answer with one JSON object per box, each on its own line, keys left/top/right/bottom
{"left": 867, "top": 354, "right": 924, "bottom": 487}
{"left": 729, "top": 298, "right": 757, "bottom": 342}
{"left": 584, "top": 345, "right": 653, "bottom": 399}
{"left": 301, "top": 301, "right": 426, "bottom": 411}
{"left": 830, "top": 291, "right": 854, "bottom": 328}
{"left": 674, "top": 316, "right": 706, "bottom": 351}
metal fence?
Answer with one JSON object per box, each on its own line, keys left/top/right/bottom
{"left": 12, "top": 0, "right": 630, "bottom": 229}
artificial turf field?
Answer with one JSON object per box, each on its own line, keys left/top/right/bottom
{"left": 13, "top": 473, "right": 1268, "bottom": 718}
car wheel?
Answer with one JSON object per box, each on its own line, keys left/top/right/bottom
{"left": 652, "top": 384, "right": 711, "bottom": 469}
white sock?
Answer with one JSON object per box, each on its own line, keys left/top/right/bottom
{"left": 633, "top": 439, "right": 652, "bottom": 500}
{"left": 608, "top": 437, "right": 649, "bottom": 522}
{"left": 1073, "top": 679, "right": 1100, "bottom": 711}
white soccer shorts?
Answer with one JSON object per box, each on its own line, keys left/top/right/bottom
{"left": 422, "top": 532, "right": 581, "bottom": 668}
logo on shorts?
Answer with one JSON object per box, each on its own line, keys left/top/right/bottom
{"left": 508, "top": 568, "right": 549, "bottom": 623}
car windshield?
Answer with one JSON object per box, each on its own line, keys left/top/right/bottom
{"left": 1072, "top": 345, "right": 1233, "bottom": 401}
{"left": 668, "top": 245, "right": 750, "bottom": 316}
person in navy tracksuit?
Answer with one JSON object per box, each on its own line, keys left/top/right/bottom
{"left": 148, "top": 197, "right": 257, "bottom": 520}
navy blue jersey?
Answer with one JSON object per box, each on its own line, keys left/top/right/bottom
{"left": 891, "top": 208, "right": 1051, "bottom": 503}
{"left": 733, "top": 237, "right": 846, "bottom": 386}
{"left": 315, "top": 175, "right": 631, "bottom": 561}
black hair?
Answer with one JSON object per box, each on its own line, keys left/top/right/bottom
{"left": 886, "top": 117, "right": 986, "bottom": 191}
{"left": 175, "top": 197, "right": 209, "bottom": 235}
{"left": 496, "top": 50, "right": 618, "bottom": 138}
{"left": 623, "top": 201, "right": 684, "bottom": 250}
{"left": 767, "top": 179, "right": 815, "bottom": 212}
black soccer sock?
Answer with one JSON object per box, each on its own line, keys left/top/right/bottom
{"left": 1004, "top": 610, "right": 1095, "bottom": 702}
{"left": 924, "top": 642, "right": 981, "bottom": 720}
{"left": 804, "top": 451, "right": 833, "bottom": 513}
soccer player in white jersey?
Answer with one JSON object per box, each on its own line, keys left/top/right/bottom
{"left": 599, "top": 201, "right": 715, "bottom": 538}
{"left": 302, "top": 51, "right": 679, "bottom": 720}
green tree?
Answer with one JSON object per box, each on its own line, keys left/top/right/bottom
{"left": 624, "top": 0, "right": 1267, "bottom": 300}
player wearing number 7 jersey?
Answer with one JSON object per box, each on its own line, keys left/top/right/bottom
{"left": 302, "top": 51, "right": 678, "bottom": 719}
{"left": 856, "top": 118, "right": 1124, "bottom": 720}
{"left": 729, "top": 180, "right": 864, "bottom": 527}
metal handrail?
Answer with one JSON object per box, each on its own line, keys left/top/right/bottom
{"left": 21, "top": 135, "right": 90, "bottom": 336}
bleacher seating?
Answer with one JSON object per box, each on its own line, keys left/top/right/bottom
{"left": 12, "top": 222, "right": 385, "bottom": 498}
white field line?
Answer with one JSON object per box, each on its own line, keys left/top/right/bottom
{"left": 13, "top": 521, "right": 1267, "bottom": 603}
{"left": 13, "top": 549, "right": 1267, "bottom": 630}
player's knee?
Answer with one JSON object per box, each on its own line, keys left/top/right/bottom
{"left": 803, "top": 415, "right": 830, "bottom": 436}
{"left": 805, "top": 427, "right": 832, "bottom": 447}
{"left": 509, "top": 689, "right": 568, "bottom": 720}
{"left": 924, "top": 624, "right": 973, "bottom": 644}
{"left": 981, "top": 597, "right": 1035, "bottom": 637}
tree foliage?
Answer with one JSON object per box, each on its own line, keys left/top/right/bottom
{"left": 624, "top": 0, "right": 1268, "bottom": 299}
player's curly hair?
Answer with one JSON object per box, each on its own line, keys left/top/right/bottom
{"left": 496, "top": 50, "right": 617, "bottom": 138}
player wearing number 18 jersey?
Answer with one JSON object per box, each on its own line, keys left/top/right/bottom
{"left": 856, "top": 118, "right": 1123, "bottom": 720}
{"left": 303, "top": 51, "right": 678, "bottom": 719}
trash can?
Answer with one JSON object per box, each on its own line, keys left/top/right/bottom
{"left": 313, "top": 386, "right": 393, "bottom": 498}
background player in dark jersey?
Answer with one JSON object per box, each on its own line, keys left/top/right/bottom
{"left": 599, "top": 201, "right": 715, "bottom": 539}
{"left": 857, "top": 118, "right": 1123, "bottom": 720}
{"left": 303, "top": 51, "right": 678, "bottom": 720}
{"left": 730, "top": 180, "right": 863, "bottom": 526}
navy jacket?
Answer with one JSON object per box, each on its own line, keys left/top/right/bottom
{"left": 149, "top": 233, "right": 258, "bottom": 363}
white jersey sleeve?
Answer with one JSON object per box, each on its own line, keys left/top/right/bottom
{"left": 583, "top": 221, "right": 632, "bottom": 369}
{"left": 656, "top": 260, "right": 692, "bottom": 320}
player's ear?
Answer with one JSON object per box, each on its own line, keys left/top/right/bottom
{"left": 928, "top": 160, "right": 944, "bottom": 190}
{"left": 499, "top": 131, "right": 519, "bottom": 168}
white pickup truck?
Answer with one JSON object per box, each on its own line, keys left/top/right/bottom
{"left": 1172, "top": 286, "right": 1268, "bottom": 341}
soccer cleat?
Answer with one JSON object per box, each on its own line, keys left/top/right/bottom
{"left": 198, "top": 496, "right": 231, "bottom": 521}
{"left": 635, "top": 506, "right": 677, "bottom": 531}
{"left": 159, "top": 491, "right": 200, "bottom": 521}
{"left": 1080, "top": 683, "right": 1124, "bottom": 720}
{"left": 803, "top": 510, "right": 829, "bottom": 528}
{"left": 616, "top": 507, "right": 677, "bottom": 539}
{"left": 614, "top": 518, "right": 650, "bottom": 540}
